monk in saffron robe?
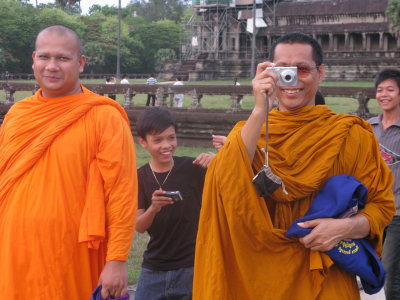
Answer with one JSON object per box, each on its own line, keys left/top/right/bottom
{"left": 0, "top": 25, "right": 137, "bottom": 299}
{"left": 193, "top": 33, "right": 395, "bottom": 300}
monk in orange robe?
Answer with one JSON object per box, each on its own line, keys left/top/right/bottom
{"left": 0, "top": 25, "right": 137, "bottom": 299}
{"left": 194, "top": 33, "right": 395, "bottom": 300}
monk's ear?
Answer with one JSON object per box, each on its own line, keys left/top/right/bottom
{"left": 79, "top": 55, "right": 86, "bottom": 73}
{"left": 317, "top": 64, "right": 326, "bottom": 83}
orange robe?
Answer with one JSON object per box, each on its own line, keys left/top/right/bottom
{"left": 0, "top": 86, "right": 137, "bottom": 299}
{"left": 194, "top": 105, "right": 395, "bottom": 300}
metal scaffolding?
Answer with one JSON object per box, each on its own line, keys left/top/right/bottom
{"left": 182, "top": 0, "right": 286, "bottom": 60}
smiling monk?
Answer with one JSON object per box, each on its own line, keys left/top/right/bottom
{"left": 193, "top": 32, "right": 395, "bottom": 300}
{"left": 0, "top": 25, "right": 137, "bottom": 299}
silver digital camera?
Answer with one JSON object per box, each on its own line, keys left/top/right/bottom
{"left": 266, "top": 66, "right": 298, "bottom": 86}
{"left": 164, "top": 191, "right": 183, "bottom": 202}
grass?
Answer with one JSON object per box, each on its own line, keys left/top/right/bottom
{"left": 0, "top": 78, "right": 379, "bottom": 113}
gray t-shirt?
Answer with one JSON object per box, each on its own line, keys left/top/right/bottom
{"left": 368, "top": 114, "right": 400, "bottom": 215}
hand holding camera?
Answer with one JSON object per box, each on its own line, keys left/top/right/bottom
{"left": 164, "top": 191, "right": 183, "bottom": 202}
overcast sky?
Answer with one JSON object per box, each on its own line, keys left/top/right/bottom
{"left": 34, "top": 0, "right": 131, "bottom": 15}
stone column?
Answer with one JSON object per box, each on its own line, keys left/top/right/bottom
{"left": 123, "top": 88, "right": 135, "bottom": 108}
{"left": 379, "top": 32, "right": 384, "bottom": 50}
{"left": 345, "top": 32, "right": 349, "bottom": 50}
{"left": 349, "top": 33, "right": 354, "bottom": 51}
{"left": 329, "top": 33, "right": 333, "bottom": 51}
{"left": 362, "top": 33, "right": 367, "bottom": 50}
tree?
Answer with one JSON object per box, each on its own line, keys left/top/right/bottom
{"left": 387, "top": 0, "right": 400, "bottom": 35}
{"left": 132, "top": 20, "right": 182, "bottom": 72}
{"left": 81, "top": 13, "right": 144, "bottom": 74}
{"left": 0, "top": 0, "right": 38, "bottom": 72}
{"left": 55, "top": 0, "right": 81, "bottom": 14}
{"left": 135, "top": 0, "right": 188, "bottom": 23}
{"left": 34, "top": 8, "right": 86, "bottom": 37}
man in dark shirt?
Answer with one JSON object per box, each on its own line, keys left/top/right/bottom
{"left": 135, "top": 107, "right": 214, "bottom": 300}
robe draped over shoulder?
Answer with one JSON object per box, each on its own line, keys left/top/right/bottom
{"left": 0, "top": 86, "right": 137, "bottom": 299}
{"left": 193, "top": 105, "right": 394, "bottom": 300}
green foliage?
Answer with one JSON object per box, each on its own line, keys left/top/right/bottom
{"left": 132, "top": 20, "right": 182, "bottom": 72}
{"left": 134, "top": 0, "right": 188, "bottom": 23}
{"left": 0, "top": 0, "right": 36, "bottom": 72}
{"left": 154, "top": 48, "right": 176, "bottom": 71}
{"left": 387, "top": 0, "right": 400, "bottom": 33}
{"left": 88, "top": 4, "right": 118, "bottom": 17}
{"left": 34, "top": 8, "right": 86, "bottom": 37}
{"left": 0, "top": 0, "right": 184, "bottom": 73}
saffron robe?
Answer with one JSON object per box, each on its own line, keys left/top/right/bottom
{"left": 0, "top": 86, "right": 137, "bottom": 299}
{"left": 193, "top": 105, "right": 395, "bottom": 300}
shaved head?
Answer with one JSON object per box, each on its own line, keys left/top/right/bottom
{"left": 36, "top": 25, "right": 83, "bottom": 57}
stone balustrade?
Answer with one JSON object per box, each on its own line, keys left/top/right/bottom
{"left": 0, "top": 82, "right": 375, "bottom": 115}
{"left": 0, "top": 82, "right": 376, "bottom": 147}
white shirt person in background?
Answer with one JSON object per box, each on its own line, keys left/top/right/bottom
{"left": 173, "top": 76, "right": 184, "bottom": 108}
{"left": 120, "top": 74, "right": 129, "bottom": 84}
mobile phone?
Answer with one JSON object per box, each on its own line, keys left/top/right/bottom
{"left": 164, "top": 191, "right": 183, "bottom": 202}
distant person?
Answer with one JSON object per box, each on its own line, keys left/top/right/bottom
{"left": 173, "top": 76, "right": 184, "bottom": 107}
{"left": 0, "top": 25, "right": 137, "bottom": 299}
{"left": 367, "top": 69, "right": 400, "bottom": 300}
{"left": 146, "top": 74, "right": 157, "bottom": 106}
{"left": 233, "top": 77, "right": 240, "bottom": 86}
{"left": 120, "top": 74, "right": 129, "bottom": 84}
{"left": 106, "top": 76, "right": 116, "bottom": 100}
{"left": 134, "top": 107, "right": 214, "bottom": 300}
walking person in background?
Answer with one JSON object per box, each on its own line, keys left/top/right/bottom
{"left": 0, "top": 25, "right": 137, "bottom": 299}
{"left": 173, "top": 76, "right": 184, "bottom": 107}
{"left": 134, "top": 107, "right": 214, "bottom": 300}
{"left": 368, "top": 69, "right": 400, "bottom": 300}
{"left": 146, "top": 74, "right": 157, "bottom": 106}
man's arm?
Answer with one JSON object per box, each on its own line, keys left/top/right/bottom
{"left": 299, "top": 126, "right": 395, "bottom": 252}
{"left": 297, "top": 215, "right": 370, "bottom": 252}
{"left": 136, "top": 189, "right": 173, "bottom": 233}
{"left": 95, "top": 107, "right": 137, "bottom": 299}
{"left": 241, "top": 62, "right": 277, "bottom": 161}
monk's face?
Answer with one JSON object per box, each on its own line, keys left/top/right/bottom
{"left": 376, "top": 78, "right": 400, "bottom": 113}
{"left": 273, "top": 43, "right": 325, "bottom": 112}
{"left": 138, "top": 125, "right": 177, "bottom": 168}
{"left": 32, "top": 30, "right": 86, "bottom": 98}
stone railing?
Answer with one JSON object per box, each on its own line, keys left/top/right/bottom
{"left": 0, "top": 82, "right": 377, "bottom": 147}
{"left": 0, "top": 82, "right": 375, "bottom": 116}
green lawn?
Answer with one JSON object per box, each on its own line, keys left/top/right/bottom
{"left": 1, "top": 78, "right": 378, "bottom": 113}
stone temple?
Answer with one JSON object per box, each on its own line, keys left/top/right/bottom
{"left": 161, "top": 0, "right": 400, "bottom": 81}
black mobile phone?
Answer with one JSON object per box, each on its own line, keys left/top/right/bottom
{"left": 164, "top": 191, "right": 183, "bottom": 202}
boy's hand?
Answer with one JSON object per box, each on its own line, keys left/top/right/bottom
{"left": 193, "top": 152, "right": 215, "bottom": 168}
{"left": 149, "top": 189, "right": 174, "bottom": 213}
{"left": 212, "top": 135, "right": 227, "bottom": 151}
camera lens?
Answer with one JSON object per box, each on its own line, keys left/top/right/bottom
{"left": 281, "top": 70, "right": 296, "bottom": 84}
{"left": 284, "top": 74, "right": 292, "bottom": 81}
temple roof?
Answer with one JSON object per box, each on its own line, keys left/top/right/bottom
{"left": 272, "top": 0, "right": 387, "bottom": 17}
{"left": 260, "top": 22, "right": 389, "bottom": 35}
